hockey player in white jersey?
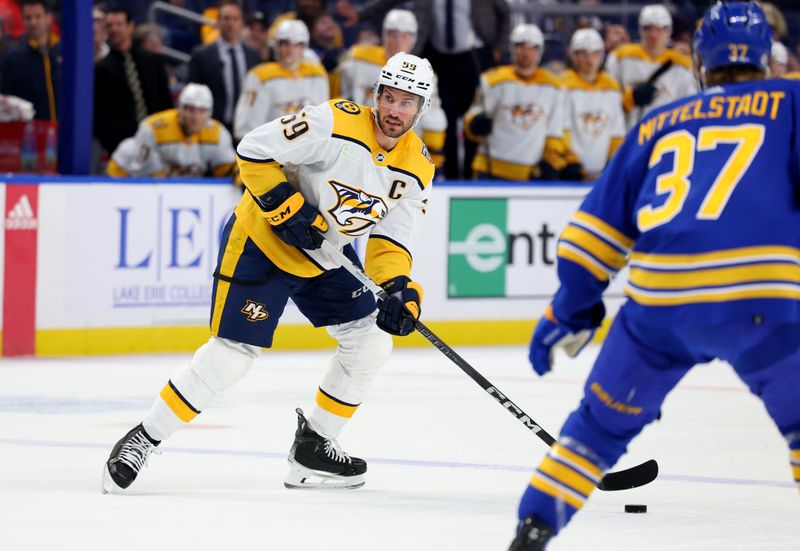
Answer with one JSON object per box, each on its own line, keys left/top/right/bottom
{"left": 337, "top": 9, "right": 447, "bottom": 171}
{"left": 464, "top": 24, "right": 569, "bottom": 181}
{"left": 233, "top": 19, "right": 328, "bottom": 140}
{"left": 605, "top": 5, "right": 698, "bottom": 129}
{"left": 560, "top": 29, "right": 625, "bottom": 180}
{"left": 102, "top": 53, "right": 435, "bottom": 493}
{"left": 106, "top": 83, "right": 236, "bottom": 178}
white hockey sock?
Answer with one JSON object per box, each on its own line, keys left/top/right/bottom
{"left": 308, "top": 314, "right": 392, "bottom": 439}
{"left": 142, "top": 337, "right": 259, "bottom": 442}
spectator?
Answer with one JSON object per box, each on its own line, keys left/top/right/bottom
{"left": 94, "top": 6, "right": 173, "bottom": 155}
{"left": 268, "top": 0, "right": 345, "bottom": 50}
{"left": 0, "top": 0, "right": 60, "bottom": 122}
{"left": 337, "top": 0, "right": 511, "bottom": 179}
{"left": 309, "top": 13, "right": 343, "bottom": 72}
{"left": 337, "top": 9, "right": 447, "bottom": 172}
{"left": 107, "top": 83, "right": 236, "bottom": 179}
{"left": 605, "top": 5, "right": 697, "bottom": 130}
{"left": 561, "top": 28, "right": 625, "bottom": 181}
{"left": 188, "top": 1, "right": 260, "bottom": 136}
{"left": 233, "top": 20, "right": 328, "bottom": 141}
{"left": 464, "top": 24, "right": 566, "bottom": 182}
{"left": 133, "top": 23, "right": 165, "bottom": 55}
{"left": 603, "top": 23, "right": 629, "bottom": 54}
{"left": 243, "top": 10, "right": 270, "bottom": 62}
{"left": 94, "top": 6, "right": 109, "bottom": 61}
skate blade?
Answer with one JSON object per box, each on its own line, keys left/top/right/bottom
{"left": 284, "top": 460, "right": 365, "bottom": 490}
{"left": 101, "top": 464, "right": 125, "bottom": 495}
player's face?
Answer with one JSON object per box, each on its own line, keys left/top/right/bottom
{"left": 513, "top": 43, "right": 541, "bottom": 70}
{"left": 641, "top": 25, "right": 670, "bottom": 52}
{"left": 571, "top": 49, "right": 603, "bottom": 76}
{"left": 180, "top": 105, "right": 211, "bottom": 135}
{"left": 278, "top": 40, "right": 305, "bottom": 69}
{"left": 375, "top": 87, "right": 421, "bottom": 138}
{"left": 384, "top": 30, "right": 415, "bottom": 56}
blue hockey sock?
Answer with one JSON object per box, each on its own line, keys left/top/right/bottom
{"left": 517, "top": 439, "right": 605, "bottom": 534}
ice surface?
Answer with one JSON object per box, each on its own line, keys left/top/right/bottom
{"left": 1, "top": 345, "right": 798, "bottom": 550}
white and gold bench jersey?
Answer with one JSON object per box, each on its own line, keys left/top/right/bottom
{"left": 605, "top": 43, "right": 698, "bottom": 129}
{"left": 561, "top": 69, "right": 625, "bottom": 177}
{"left": 236, "top": 99, "right": 434, "bottom": 282}
{"left": 107, "top": 108, "right": 235, "bottom": 177}
{"left": 337, "top": 44, "right": 447, "bottom": 168}
{"left": 465, "top": 66, "right": 565, "bottom": 181}
{"left": 233, "top": 60, "right": 329, "bottom": 140}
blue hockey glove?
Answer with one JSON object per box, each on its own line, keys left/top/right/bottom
{"left": 376, "top": 276, "right": 423, "bottom": 336}
{"left": 529, "top": 306, "right": 595, "bottom": 376}
{"left": 257, "top": 182, "right": 329, "bottom": 250}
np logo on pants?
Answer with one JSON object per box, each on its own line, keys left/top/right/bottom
{"left": 241, "top": 299, "right": 269, "bottom": 322}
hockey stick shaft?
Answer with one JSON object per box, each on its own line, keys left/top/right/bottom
{"left": 318, "top": 239, "right": 658, "bottom": 491}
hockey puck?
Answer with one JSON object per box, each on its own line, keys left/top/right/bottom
{"left": 624, "top": 504, "right": 647, "bottom": 513}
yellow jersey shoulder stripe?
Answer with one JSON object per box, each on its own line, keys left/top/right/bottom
{"left": 572, "top": 211, "right": 635, "bottom": 251}
{"left": 350, "top": 44, "right": 386, "bottom": 66}
{"left": 197, "top": 119, "right": 223, "bottom": 144}
{"left": 250, "top": 61, "right": 327, "bottom": 82}
{"left": 146, "top": 109, "right": 185, "bottom": 144}
{"left": 612, "top": 43, "right": 692, "bottom": 70}
{"left": 561, "top": 69, "right": 621, "bottom": 92}
{"left": 483, "top": 66, "right": 561, "bottom": 89}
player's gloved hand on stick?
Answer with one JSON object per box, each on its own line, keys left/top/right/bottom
{"left": 631, "top": 82, "right": 657, "bottom": 107}
{"left": 376, "top": 275, "right": 423, "bottom": 336}
{"left": 529, "top": 306, "right": 595, "bottom": 375}
{"left": 469, "top": 113, "right": 493, "bottom": 137}
{"left": 258, "top": 181, "right": 329, "bottom": 250}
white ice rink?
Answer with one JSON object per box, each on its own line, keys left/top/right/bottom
{"left": 1, "top": 344, "right": 798, "bottom": 550}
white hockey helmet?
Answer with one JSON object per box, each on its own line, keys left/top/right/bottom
{"left": 510, "top": 24, "right": 544, "bottom": 49}
{"left": 179, "top": 83, "right": 213, "bottom": 110}
{"left": 383, "top": 9, "right": 417, "bottom": 35}
{"left": 639, "top": 5, "right": 672, "bottom": 29}
{"left": 771, "top": 41, "right": 788, "bottom": 67}
{"left": 373, "top": 52, "right": 434, "bottom": 129}
{"left": 569, "top": 28, "right": 604, "bottom": 52}
{"left": 275, "top": 19, "right": 309, "bottom": 45}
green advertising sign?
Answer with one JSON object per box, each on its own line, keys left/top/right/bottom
{"left": 448, "top": 198, "right": 507, "bottom": 297}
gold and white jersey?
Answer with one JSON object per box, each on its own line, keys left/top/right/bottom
{"left": 236, "top": 99, "right": 434, "bottom": 283}
{"left": 465, "top": 66, "right": 564, "bottom": 180}
{"left": 107, "top": 108, "right": 235, "bottom": 177}
{"left": 337, "top": 44, "right": 447, "bottom": 168}
{"left": 233, "top": 60, "right": 329, "bottom": 140}
{"left": 561, "top": 69, "right": 625, "bottom": 176}
{"left": 605, "top": 43, "right": 698, "bottom": 129}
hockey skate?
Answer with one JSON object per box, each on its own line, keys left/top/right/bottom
{"left": 284, "top": 408, "right": 366, "bottom": 490}
{"left": 508, "top": 517, "right": 553, "bottom": 551}
{"left": 102, "top": 423, "right": 160, "bottom": 494}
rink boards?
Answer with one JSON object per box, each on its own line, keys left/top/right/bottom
{"left": 0, "top": 178, "right": 626, "bottom": 356}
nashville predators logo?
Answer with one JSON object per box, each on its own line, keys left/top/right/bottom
{"left": 508, "top": 103, "right": 545, "bottom": 131}
{"left": 334, "top": 100, "right": 361, "bottom": 114}
{"left": 580, "top": 111, "right": 609, "bottom": 138}
{"left": 241, "top": 300, "right": 269, "bottom": 322}
{"left": 326, "top": 180, "right": 388, "bottom": 236}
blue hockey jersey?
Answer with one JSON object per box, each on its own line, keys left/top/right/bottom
{"left": 552, "top": 78, "right": 800, "bottom": 328}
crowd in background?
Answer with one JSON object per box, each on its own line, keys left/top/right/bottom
{"left": 0, "top": 0, "right": 799, "bottom": 180}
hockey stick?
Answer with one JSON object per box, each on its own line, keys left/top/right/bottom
{"left": 318, "top": 238, "right": 658, "bottom": 491}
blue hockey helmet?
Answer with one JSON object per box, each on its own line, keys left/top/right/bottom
{"left": 693, "top": 2, "right": 772, "bottom": 73}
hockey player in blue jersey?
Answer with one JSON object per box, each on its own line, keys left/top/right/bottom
{"left": 509, "top": 3, "right": 800, "bottom": 549}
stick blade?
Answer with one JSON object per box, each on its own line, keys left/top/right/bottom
{"left": 597, "top": 459, "right": 659, "bottom": 491}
